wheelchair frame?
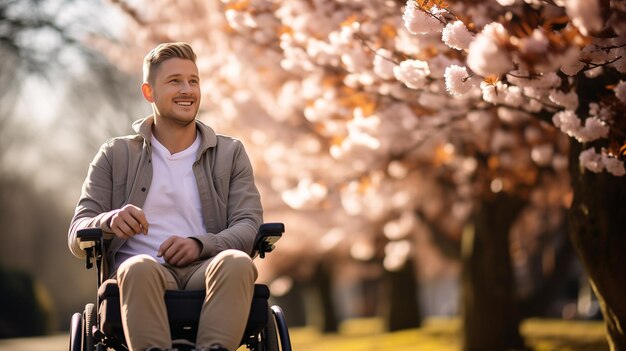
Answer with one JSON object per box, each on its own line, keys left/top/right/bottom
{"left": 69, "top": 223, "right": 292, "bottom": 351}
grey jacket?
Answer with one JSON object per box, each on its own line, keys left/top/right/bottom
{"left": 68, "top": 116, "right": 263, "bottom": 276}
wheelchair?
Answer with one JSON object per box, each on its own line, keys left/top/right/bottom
{"left": 69, "top": 223, "right": 292, "bottom": 351}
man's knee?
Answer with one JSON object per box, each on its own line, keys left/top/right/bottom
{"left": 208, "top": 250, "right": 257, "bottom": 280}
{"left": 117, "top": 254, "right": 161, "bottom": 282}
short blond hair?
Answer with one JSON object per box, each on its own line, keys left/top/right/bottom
{"left": 143, "top": 42, "right": 197, "bottom": 84}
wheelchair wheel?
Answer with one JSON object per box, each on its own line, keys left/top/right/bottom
{"left": 83, "top": 303, "right": 96, "bottom": 351}
{"left": 271, "top": 305, "right": 292, "bottom": 351}
{"left": 258, "top": 307, "right": 279, "bottom": 351}
{"left": 69, "top": 312, "right": 83, "bottom": 351}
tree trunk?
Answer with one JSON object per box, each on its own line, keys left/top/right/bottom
{"left": 569, "top": 140, "right": 626, "bottom": 350}
{"left": 461, "top": 192, "right": 527, "bottom": 351}
{"left": 384, "top": 258, "right": 421, "bottom": 331}
{"left": 307, "top": 263, "right": 339, "bottom": 333}
{"left": 519, "top": 219, "right": 577, "bottom": 318}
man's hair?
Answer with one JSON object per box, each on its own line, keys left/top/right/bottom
{"left": 143, "top": 42, "right": 197, "bottom": 84}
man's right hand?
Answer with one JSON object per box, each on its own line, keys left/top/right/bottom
{"left": 109, "top": 204, "right": 149, "bottom": 239}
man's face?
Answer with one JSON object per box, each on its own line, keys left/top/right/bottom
{"left": 144, "top": 58, "right": 201, "bottom": 126}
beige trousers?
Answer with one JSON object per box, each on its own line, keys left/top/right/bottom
{"left": 116, "top": 250, "right": 258, "bottom": 351}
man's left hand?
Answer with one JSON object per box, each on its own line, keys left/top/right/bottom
{"left": 158, "top": 236, "right": 201, "bottom": 267}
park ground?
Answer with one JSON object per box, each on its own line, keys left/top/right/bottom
{"left": 0, "top": 317, "right": 608, "bottom": 351}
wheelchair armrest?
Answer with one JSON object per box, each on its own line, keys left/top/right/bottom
{"left": 77, "top": 228, "right": 103, "bottom": 250}
{"left": 77, "top": 228, "right": 103, "bottom": 269}
{"left": 253, "top": 223, "right": 284, "bottom": 259}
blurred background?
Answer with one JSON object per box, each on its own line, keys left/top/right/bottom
{"left": 0, "top": 0, "right": 149, "bottom": 338}
{"left": 1, "top": 0, "right": 620, "bottom": 350}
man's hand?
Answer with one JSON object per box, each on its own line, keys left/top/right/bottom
{"left": 109, "top": 204, "right": 149, "bottom": 239}
{"left": 158, "top": 236, "right": 201, "bottom": 267}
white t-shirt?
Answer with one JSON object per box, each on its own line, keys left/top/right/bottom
{"left": 115, "top": 133, "right": 205, "bottom": 268}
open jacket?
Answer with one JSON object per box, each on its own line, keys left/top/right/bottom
{"left": 68, "top": 116, "right": 263, "bottom": 277}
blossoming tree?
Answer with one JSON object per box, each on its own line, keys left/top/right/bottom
{"left": 98, "top": 0, "right": 625, "bottom": 349}
{"left": 398, "top": 1, "right": 626, "bottom": 350}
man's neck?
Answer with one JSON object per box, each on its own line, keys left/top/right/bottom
{"left": 151, "top": 118, "right": 197, "bottom": 155}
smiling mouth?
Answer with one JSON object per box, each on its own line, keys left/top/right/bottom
{"left": 175, "top": 101, "right": 193, "bottom": 106}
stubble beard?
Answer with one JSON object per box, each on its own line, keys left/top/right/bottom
{"left": 159, "top": 108, "right": 198, "bottom": 128}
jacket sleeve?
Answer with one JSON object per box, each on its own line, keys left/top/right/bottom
{"left": 68, "top": 141, "right": 119, "bottom": 259}
{"left": 191, "top": 142, "right": 263, "bottom": 258}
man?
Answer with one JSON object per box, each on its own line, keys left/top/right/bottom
{"left": 68, "top": 42, "right": 263, "bottom": 351}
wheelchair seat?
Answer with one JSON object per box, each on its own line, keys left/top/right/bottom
{"left": 97, "top": 279, "right": 271, "bottom": 344}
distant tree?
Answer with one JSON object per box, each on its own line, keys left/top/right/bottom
{"left": 0, "top": 265, "right": 49, "bottom": 338}
{"left": 0, "top": 0, "right": 136, "bottom": 164}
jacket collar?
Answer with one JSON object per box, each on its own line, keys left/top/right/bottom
{"left": 132, "top": 115, "right": 218, "bottom": 156}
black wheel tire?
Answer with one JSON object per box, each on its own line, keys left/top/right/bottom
{"left": 271, "top": 305, "right": 292, "bottom": 351}
{"left": 260, "top": 307, "right": 279, "bottom": 351}
{"left": 69, "top": 312, "right": 83, "bottom": 351}
{"left": 83, "top": 303, "right": 96, "bottom": 351}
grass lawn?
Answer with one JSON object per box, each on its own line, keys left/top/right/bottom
{"left": 0, "top": 317, "right": 607, "bottom": 351}
{"left": 283, "top": 317, "right": 609, "bottom": 351}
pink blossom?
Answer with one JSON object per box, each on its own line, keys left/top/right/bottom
{"left": 442, "top": 21, "right": 473, "bottom": 51}
{"left": 393, "top": 59, "right": 430, "bottom": 90}
{"left": 373, "top": 49, "right": 397, "bottom": 80}
{"left": 402, "top": 0, "right": 444, "bottom": 34}
{"left": 467, "top": 23, "right": 514, "bottom": 76}
{"left": 549, "top": 90, "right": 579, "bottom": 111}
{"left": 565, "top": 0, "right": 605, "bottom": 36}
{"left": 552, "top": 110, "right": 582, "bottom": 136}
{"left": 553, "top": 111, "right": 609, "bottom": 143}
{"left": 444, "top": 65, "right": 475, "bottom": 96}
{"left": 578, "top": 117, "right": 609, "bottom": 143}
{"left": 603, "top": 155, "right": 626, "bottom": 176}
{"left": 480, "top": 80, "right": 507, "bottom": 104}
{"left": 579, "top": 148, "right": 626, "bottom": 176}
{"left": 579, "top": 148, "right": 604, "bottom": 173}
{"left": 518, "top": 29, "right": 549, "bottom": 56}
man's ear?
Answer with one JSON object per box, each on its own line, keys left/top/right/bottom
{"left": 141, "top": 82, "right": 154, "bottom": 102}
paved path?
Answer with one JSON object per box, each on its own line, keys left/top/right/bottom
{"left": 0, "top": 334, "right": 67, "bottom": 351}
